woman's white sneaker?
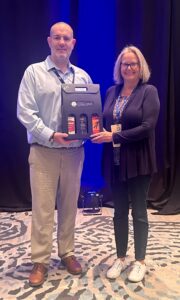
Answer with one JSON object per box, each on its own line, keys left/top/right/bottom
{"left": 128, "top": 261, "right": 146, "bottom": 282}
{"left": 106, "top": 259, "right": 126, "bottom": 279}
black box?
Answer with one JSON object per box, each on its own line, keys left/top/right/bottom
{"left": 61, "top": 84, "right": 103, "bottom": 140}
{"left": 81, "top": 191, "right": 103, "bottom": 215}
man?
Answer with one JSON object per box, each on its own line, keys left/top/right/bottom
{"left": 17, "top": 22, "right": 92, "bottom": 287}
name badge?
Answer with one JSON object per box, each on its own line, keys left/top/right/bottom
{"left": 111, "top": 124, "right": 121, "bottom": 147}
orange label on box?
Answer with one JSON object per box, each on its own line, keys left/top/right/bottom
{"left": 68, "top": 116, "right": 75, "bottom": 134}
{"left": 92, "top": 115, "right": 100, "bottom": 133}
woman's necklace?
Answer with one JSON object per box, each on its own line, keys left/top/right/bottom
{"left": 113, "top": 94, "right": 130, "bottom": 122}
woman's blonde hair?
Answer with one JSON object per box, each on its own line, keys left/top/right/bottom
{"left": 113, "top": 45, "right": 151, "bottom": 84}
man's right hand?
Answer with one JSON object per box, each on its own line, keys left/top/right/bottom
{"left": 53, "top": 132, "right": 78, "bottom": 145}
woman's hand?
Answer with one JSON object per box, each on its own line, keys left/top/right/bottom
{"left": 90, "top": 128, "right": 113, "bottom": 144}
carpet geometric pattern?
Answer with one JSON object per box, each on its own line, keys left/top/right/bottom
{"left": 0, "top": 210, "right": 180, "bottom": 300}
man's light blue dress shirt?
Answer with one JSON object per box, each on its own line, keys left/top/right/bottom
{"left": 17, "top": 56, "right": 92, "bottom": 148}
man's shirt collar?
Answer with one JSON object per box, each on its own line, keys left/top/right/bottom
{"left": 45, "top": 56, "right": 74, "bottom": 74}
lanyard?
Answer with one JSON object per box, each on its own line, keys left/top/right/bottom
{"left": 52, "top": 67, "right": 75, "bottom": 84}
{"left": 113, "top": 95, "right": 129, "bottom": 123}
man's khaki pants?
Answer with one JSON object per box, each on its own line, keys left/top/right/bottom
{"left": 28, "top": 144, "right": 84, "bottom": 265}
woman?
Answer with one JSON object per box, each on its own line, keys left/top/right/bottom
{"left": 91, "top": 45, "right": 160, "bottom": 282}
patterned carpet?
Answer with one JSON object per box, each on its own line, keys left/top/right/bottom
{"left": 0, "top": 209, "right": 180, "bottom": 300}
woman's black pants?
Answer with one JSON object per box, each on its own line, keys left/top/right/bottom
{"left": 113, "top": 175, "right": 151, "bottom": 260}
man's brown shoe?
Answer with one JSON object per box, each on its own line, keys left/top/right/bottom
{"left": 29, "top": 263, "right": 48, "bottom": 287}
{"left": 61, "top": 255, "right": 82, "bottom": 275}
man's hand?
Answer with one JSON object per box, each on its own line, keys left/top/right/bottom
{"left": 90, "top": 128, "right": 113, "bottom": 144}
{"left": 53, "top": 132, "right": 78, "bottom": 145}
